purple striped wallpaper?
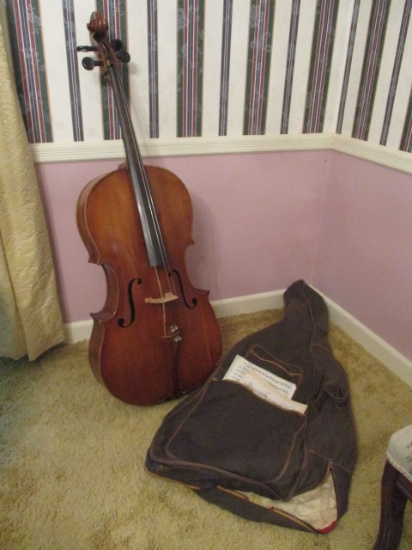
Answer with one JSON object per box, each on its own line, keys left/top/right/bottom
{"left": 4, "top": 0, "right": 412, "bottom": 155}
{"left": 63, "top": 0, "right": 83, "bottom": 142}
{"left": 281, "top": 0, "right": 300, "bottom": 134}
{"left": 218, "top": 0, "right": 233, "bottom": 136}
{"left": 352, "top": 0, "right": 391, "bottom": 141}
{"left": 304, "top": 0, "right": 339, "bottom": 134}
{"left": 177, "top": 0, "right": 204, "bottom": 137}
{"left": 243, "top": 0, "right": 275, "bottom": 135}
{"left": 6, "top": 0, "right": 52, "bottom": 143}
{"left": 380, "top": 0, "right": 411, "bottom": 145}
{"left": 96, "top": 0, "right": 128, "bottom": 141}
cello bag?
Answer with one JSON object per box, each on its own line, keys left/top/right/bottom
{"left": 145, "top": 280, "right": 357, "bottom": 533}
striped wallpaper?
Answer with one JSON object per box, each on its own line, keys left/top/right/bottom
{"left": 5, "top": 0, "right": 412, "bottom": 153}
{"left": 177, "top": 0, "right": 204, "bottom": 137}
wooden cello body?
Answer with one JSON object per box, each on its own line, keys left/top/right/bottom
{"left": 76, "top": 13, "right": 222, "bottom": 405}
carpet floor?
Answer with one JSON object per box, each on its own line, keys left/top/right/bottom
{"left": 1, "top": 308, "right": 411, "bottom": 549}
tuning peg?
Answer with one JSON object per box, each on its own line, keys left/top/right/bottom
{"left": 76, "top": 45, "right": 98, "bottom": 52}
{"left": 116, "top": 50, "right": 130, "bottom": 63}
{"left": 109, "top": 39, "right": 130, "bottom": 63}
{"left": 110, "top": 39, "right": 123, "bottom": 51}
{"left": 81, "top": 57, "right": 104, "bottom": 71}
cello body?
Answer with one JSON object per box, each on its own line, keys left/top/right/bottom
{"left": 77, "top": 165, "right": 222, "bottom": 405}
{"left": 76, "top": 12, "right": 222, "bottom": 405}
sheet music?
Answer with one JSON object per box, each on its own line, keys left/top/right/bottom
{"left": 223, "top": 355, "right": 307, "bottom": 414}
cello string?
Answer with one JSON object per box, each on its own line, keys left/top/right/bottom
{"left": 154, "top": 266, "right": 168, "bottom": 336}
{"left": 105, "top": 43, "right": 178, "bottom": 299}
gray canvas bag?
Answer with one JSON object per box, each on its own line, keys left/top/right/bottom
{"left": 145, "top": 280, "right": 357, "bottom": 533}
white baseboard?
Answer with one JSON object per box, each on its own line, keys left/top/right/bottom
{"left": 63, "top": 290, "right": 285, "bottom": 344}
{"left": 63, "top": 320, "right": 93, "bottom": 345}
{"left": 316, "top": 290, "right": 412, "bottom": 388}
{"left": 211, "top": 290, "right": 285, "bottom": 318}
{"left": 64, "top": 288, "right": 412, "bottom": 388}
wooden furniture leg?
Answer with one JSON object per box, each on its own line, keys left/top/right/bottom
{"left": 373, "top": 461, "right": 409, "bottom": 550}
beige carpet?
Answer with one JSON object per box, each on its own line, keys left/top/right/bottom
{"left": 1, "top": 309, "right": 411, "bottom": 549}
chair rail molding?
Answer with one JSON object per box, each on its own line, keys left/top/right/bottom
{"left": 31, "top": 134, "right": 412, "bottom": 175}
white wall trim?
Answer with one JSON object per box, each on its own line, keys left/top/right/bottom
{"left": 330, "top": 135, "right": 412, "bottom": 174}
{"left": 65, "top": 288, "right": 412, "bottom": 388}
{"left": 212, "top": 290, "right": 285, "bottom": 318}
{"left": 64, "top": 290, "right": 285, "bottom": 345}
{"left": 63, "top": 320, "right": 94, "bottom": 345}
{"left": 317, "top": 290, "right": 412, "bottom": 389}
{"left": 30, "top": 134, "right": 331, "bottom": 163}
{"left": 31, "top": 134, "right": 412, "bottom": 174}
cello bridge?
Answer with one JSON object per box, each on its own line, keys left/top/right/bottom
{"left": 145, "top": 291, "right": 178, "bottom": 305}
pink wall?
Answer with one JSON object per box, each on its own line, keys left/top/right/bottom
{"left": 36, "top": 151, "right": 329, "bottom": 325}
{"left": 313, "top": 152, "right": 412, "bottom": 360}
{"left": 36, "top": 150, "right": 412, "bottom": 361}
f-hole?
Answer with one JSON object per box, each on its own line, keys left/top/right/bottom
{"left": 118, "top": 277, "right": 142, "bottom": 327}
{"left": 170, "top": 270, "right": 198, "bottom": 309}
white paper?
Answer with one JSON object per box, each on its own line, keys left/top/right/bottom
{"left": 223, "top": 355, "right": 307, "bottom": 414}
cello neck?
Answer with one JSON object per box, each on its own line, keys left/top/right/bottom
{"left": 105, "top": 45, "right": 168, "bottom": 268}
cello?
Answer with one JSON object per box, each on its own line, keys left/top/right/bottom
{"left": 76, "top": 12, "right": 222, "bottom": 405}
